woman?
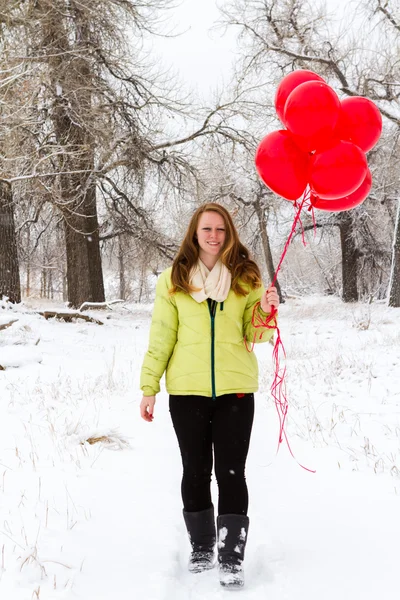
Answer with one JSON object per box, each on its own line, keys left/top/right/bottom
{"left": 140, "top": 203, "right": 279, "bottom": 589}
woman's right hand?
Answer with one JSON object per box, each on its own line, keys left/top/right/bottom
{"left": 140, "top": 395, "right": 156, "bottom": 422}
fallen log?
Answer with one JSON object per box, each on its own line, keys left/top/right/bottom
{"left": 0, "top": 319, "right": 18, "bottom": 331}
{"left": 38, "top": 311, "right": 103, "bottom": 325}
{"left": 79, "top": 299, "right": 125, "bottom": 311}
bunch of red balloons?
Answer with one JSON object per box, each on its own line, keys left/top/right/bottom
{"left": 255, "top": 70, "right": 382, "bottom": 212}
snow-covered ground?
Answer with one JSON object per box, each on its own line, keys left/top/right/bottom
{"left": 1, "top": 295, "right": 400, "bottom": 599}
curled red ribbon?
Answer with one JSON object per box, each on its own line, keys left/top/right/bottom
{"left": 244, "top": 189, "right": 316, "bottom": 473}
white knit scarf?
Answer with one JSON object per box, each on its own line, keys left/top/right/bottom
{"left": 189, "top": 259, "right": 232, "bottom": 303}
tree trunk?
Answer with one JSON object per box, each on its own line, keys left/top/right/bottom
{"left": 388, "top": 199, "right": 400, "bottom": 307}
{"left": 62, "top": 272, "right": 68, "bottom": 302}
{"left": 63, "top": 205, "right": 105, "bottom": 308}
{"left": 26, "top": 227, "right": 31, "bottom": 297}
{"left": 48, "top": 269, "right": 53, "bottom": 299}
{"left": 57, "top": 126, "right": 105, "bottom": 308}
{"left": 254, "top": 199, "right": 284, "bottom": 303}
{"left": 37, "top": 0, "right": 105, "bottom": 308}
{"left": 85, "top": 185, "right": 105, "bottom": 303}
{"left": 338, "top": 213, "right": 358, "bottom": 303}
{"left": 0, "top": 181, "right": 21, "bottom": 303}
{"left": 62, "top": 181, "right": 106, "bottom": 307}
{"left": 41, "top": 268, "right": 46, "bottom": 298}
{"left": 118, "top": 235, "right": 126, "bottom": 300}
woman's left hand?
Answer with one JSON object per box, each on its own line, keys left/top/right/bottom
{"left": 260, "top": 286, "right": 280, "bottom": 314}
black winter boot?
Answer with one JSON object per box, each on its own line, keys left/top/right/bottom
{"left": 217, "top": 514, "right": 249, "bottom": 589}
{"left": 183, "top": 506, "right": 216, "bottom": 573}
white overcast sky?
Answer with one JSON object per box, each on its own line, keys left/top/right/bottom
{"left": 152, "top": 0, "right": 237, "bottom": 96}
{"left": 152, "top": 0, "right": 347, "bottom": 98}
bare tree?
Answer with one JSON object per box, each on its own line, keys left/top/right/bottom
{"left": 1, "top": 0, "right": 267, "bottom": 308}
{"left": 389, "top": 200, "right": 400, "bottom": 306}
{"left": 227, "top": 184, "right": 284, "bottom": 302}
{"left": 222, "top": 0, "right": 400, "bottom": 303}
{"left": 0, "top": 181, "right": 21, "bottom": 302}
{"left": 0, "top": 51, "right": 27, "bottom": 303}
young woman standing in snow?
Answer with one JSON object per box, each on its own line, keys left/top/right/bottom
{"left": 140, "top": 203, "right": 279, "bottom": 589}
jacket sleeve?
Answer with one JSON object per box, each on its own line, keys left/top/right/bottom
{"left": 140, "top": 271, "right": 178, "bottom": 395}
{"left": 243, "top": 285, "right": 277, "bottom": 345}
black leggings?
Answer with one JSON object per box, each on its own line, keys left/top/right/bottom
{"left": 169, "top": 393, "right": 254, "bottom": 515}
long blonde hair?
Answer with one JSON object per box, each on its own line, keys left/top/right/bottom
{"left": 170, "top": 203, "right": 261, "bottom": 296}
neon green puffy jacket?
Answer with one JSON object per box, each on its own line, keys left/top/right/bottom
{"left": 140, "top": 267, "right": 276, "bottom": 397}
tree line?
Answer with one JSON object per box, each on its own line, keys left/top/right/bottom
{"left": 1, "top": 0, "right": 399, "bottom": 307}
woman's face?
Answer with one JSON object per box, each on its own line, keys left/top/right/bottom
{"left": 196, "top": 211, "right": 227, "bottom": 262}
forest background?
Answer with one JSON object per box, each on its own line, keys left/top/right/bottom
{"left": 1, "top": 0, "right": 400, "bottom": 309}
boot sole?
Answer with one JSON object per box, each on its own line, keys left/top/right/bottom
{"left": 220, "top": 581, "right": 245, "bottom": 590}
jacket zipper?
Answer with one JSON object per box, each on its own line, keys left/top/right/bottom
{"left": 207, "top": 299, "right": 217, "bottom": 400}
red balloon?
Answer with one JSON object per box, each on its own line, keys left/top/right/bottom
{"left": 292, "top": 131, "right": 340, "bottom": 155}
{"left": 275, "top": 70, "right": 325, "bottom": 123}
{"left": 255, "top": 130, "right": 310, "bottom": 201}
{"left": 310, "top": 140, "right": 368, "bottom": 199}
{"left": 311, "top": 170, "right": 372, "bottom": 212}
{"left": 336, "top": 97, "right": 382, "bottom": 153}
{"left": 284, "top": 81, "right": 341, "bottom": 152}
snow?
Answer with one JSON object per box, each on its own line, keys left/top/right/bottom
{"left": 218, "top": 527, "right": 227, "bottom": 549}
{"left": 1, "top": 296, "right": 400, "bottom": 599}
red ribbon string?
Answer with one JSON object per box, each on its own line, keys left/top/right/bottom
{"left": 245, "top": 189, "right": 316, "bottom": 473}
